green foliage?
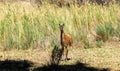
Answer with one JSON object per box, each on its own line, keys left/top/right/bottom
{"left": 95, "top": 23, "right": 115, "bottom": 42}
{"left": 95, "top": 40, "right": 104, "bottom": 48}
{"left": 105, "top": 22, "right": 115, "bottom": 36}
{"left": 115, "top": 22, "right": 120, "bottom": 38}
{"left": 96, "top": 24, "right": 106, "bottom": 41}
{"left": 0, "top": 2, "right": 120, "bottom": 49}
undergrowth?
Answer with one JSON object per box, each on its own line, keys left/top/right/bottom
{"left": 0, "top": 2, "right": 120, "bottom": 49}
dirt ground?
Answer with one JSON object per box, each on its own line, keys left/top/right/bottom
{"left": 0, "top": 41, "right": 120, "bottom": 71}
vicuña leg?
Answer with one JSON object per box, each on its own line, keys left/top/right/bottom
{"left": 64, "top": 46, "right": 68, "bottom": 61}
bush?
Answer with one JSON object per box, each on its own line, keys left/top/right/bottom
{"left": 95, "top": 23, "right": 114, "bottom": 42}
{"left": 95, "top": 40, "right": 104, "bottom": 48}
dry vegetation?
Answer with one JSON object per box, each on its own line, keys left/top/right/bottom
{"left": 0, "top": 1, "right": 120, "bottom": 71}
{"left": 1, "top": 45, "right": 120, "bottom": 71}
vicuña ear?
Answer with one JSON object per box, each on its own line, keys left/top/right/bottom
{"left": 63, "top": 23, "right": 65, "bottom": 26}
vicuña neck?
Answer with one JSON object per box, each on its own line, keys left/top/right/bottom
{"left": 60, "top": 30, "right": 64, "bottom": 46}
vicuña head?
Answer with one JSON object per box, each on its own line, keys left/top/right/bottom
{"left": 59, "top": 23, "right": 64, "bottom": 32}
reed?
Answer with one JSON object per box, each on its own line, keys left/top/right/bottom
{"left": 0, "top": 2, "right": 120, "bottom": 49}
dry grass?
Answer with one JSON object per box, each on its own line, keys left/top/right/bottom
{"left": 0, "top": 48, "right": 51, "bottom": 65}
{"left": 0, "top": 2, "right": 120, "bottom": 49}
{"left": 0, "top": 1, "right": 120, "bottom": 71}
{"left": 0, "top": 42, "right": 120, "bottom": 71}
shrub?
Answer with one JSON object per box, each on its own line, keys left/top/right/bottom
{"left": 95, "top": 23, "right": 114, "bottom": 42}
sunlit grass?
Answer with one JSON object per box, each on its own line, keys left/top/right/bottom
{"left": 0, "top": 2, "right": 120, "bottom": 49}
{"left": 0, "top": 46, "right": 120, "bottom": 70}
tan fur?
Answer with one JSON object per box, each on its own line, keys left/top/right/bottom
{"left": 62, "top": 33, "right": 72, "bottom": 60}
{"left": 62, "top": 33, "right": 72, "bottom": 46}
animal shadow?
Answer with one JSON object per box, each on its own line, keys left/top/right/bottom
{"left": 43, "top": 45, "right": 110, "bottom": 71}
{"left": 0, "top": 60, "right": 33, "bottom": 71}
{"left": 50, "top": 45, "right": 64, "bottom": 65}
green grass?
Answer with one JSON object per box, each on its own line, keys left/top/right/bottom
{"left": 0, "top": 2, "right": 120, "bottom": 71}
{"left": 0, "top": 2, "right": 120, "bottom": 49}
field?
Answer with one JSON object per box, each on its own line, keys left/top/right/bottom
{"left": 0, "top": 1, "right": 120, "bottom": 71}
{"left": 0, "top": 42, "right": 120, "bottom": 71}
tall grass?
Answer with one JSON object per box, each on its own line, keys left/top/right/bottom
{"left": 0, "top": 2, "right": 120, "bottom": 50}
